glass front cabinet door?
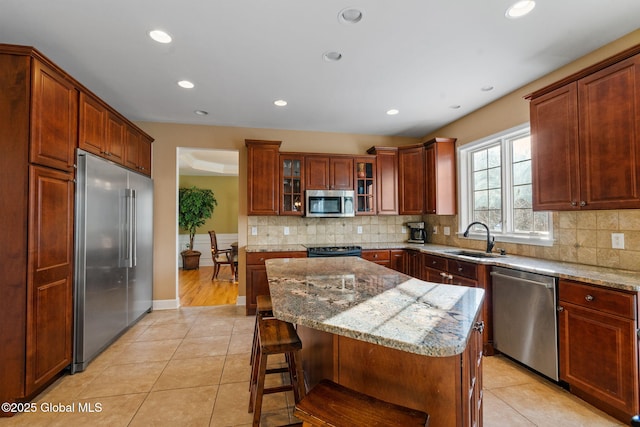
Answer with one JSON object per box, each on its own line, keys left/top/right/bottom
{"left": 280, "top": 154, "right": 304, "bottom": 215}
{"left": 355, "top": 156, "right": 376, "bottom": 215}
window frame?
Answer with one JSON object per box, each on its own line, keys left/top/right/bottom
{"left": 457, "top": 123, "right": 554, "bottom": 247}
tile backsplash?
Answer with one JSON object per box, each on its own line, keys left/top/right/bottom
{"left": 247, "top": 215, "right": 423, "bottom": 246}
{"left": 427, "top": 210, "right": 640, "bottom": 272}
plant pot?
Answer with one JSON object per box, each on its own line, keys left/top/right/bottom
{"left": 181, "top": 250, "right": 201, "bottom": 270}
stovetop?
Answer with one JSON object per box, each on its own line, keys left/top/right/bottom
{"left": 306, "top": 245, "right": 363, "bottom": 257}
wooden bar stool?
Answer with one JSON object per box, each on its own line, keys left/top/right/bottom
{"left": 249, "top": 317, "right": 306, "bottom": 427}
{"left": 294, "top": 379, "right": 429, "bottom": 427}
{"left": 250, "top": 295, "right": 274, "bottom": 370}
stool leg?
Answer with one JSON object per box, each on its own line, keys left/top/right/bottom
{"left": 248, "top": 341, "right": 261, "bottom": 413}
{"left": 292, "top": 349, "right": 306, "bottom": 402}
{"left": 251, "top": 352, "right": 268, "bottom": 427}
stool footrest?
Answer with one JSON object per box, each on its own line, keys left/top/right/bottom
{"left": 294, "top": 380, "right": 429, "bottom": 427}
{"left": 264, "top": 384, "right": 294, "bottom": 395}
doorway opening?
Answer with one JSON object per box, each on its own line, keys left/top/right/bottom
{"left": 177, "top": 147, "right": 239, "bottom": 307}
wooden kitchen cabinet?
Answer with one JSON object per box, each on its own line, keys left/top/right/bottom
{"left": 30, "top": 57, "right": 77, "bottom": 172}
{"left": 280, "top": 154, "right": 305, "bottom": 215}
{"left": 367, "top": 147, "right": 398, "bottom": 215}
{"left": 528, "top": 48, "right": 640, "bottom": 210}
{"left": 424, "top": 137, "right": 457, "bottom": 215}
{"left": 405, "top": 249, "right": 421, "bottom": 277}
{"left": 361, "top": 249, "right": 390, "bottom": 267}
{"left": 124, "top": 126, "right": 153, "bottom": 176}
{"left": 389, "top": 249, "right": 407, "bottom": 273}
{"left": 355, "top": 156, "right": 376, "bottom": 215}
{"left": 246, "top": 139, "right": 282, "bottom": 215}
{"left": 398, "top": 144, "right": 425, "bottom": 215}
{"left": 0, "top": 46, "right": 76, "bottom": 411}
{"left": 305, "top": 155, "right": 354, "bottom": 190}
{"left": 246, "top": 251, "right": 307, "bottom": 315}
{"left": 558, "top": 279, "right": 639, "bottom": 422}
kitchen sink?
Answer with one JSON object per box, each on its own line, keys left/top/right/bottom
{"left": 443, "top": 250, "right": 504, "bottom": 258}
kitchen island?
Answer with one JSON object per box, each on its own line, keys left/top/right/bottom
{"left": 266, "top": 256, "right": 485, "bottom": 427}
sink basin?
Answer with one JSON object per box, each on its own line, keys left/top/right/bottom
{"left": 443, "top": 250, "right": 504, "bottom": 258}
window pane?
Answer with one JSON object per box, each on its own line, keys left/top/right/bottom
{"left": 534, "top": 211, "right": 550, "bottom": 233}
{"left": 488, "top": 188, "right": 501, "bottom": 209}
{"left": 514, "top": 208, "right": 534, "bottom": 233}
{"left": 488, "top": 167, "right": 501, "bottom": 189}
{"left": 488, "top": 146, "right": 501, "bottom": 168}
{"left": 512, "top": 136, "right": 531, "bottom": 162}
{"left": 489, "top": 210, "right": 502, "bottom": 232}
{"left": 514, "top": 184, "right": 532, "bottom": 208}
{"left": 513, "top": 159, "right": 531, "bottom": 186}
{"left": 474, "top": 210, "right": 489, "bottom": 225}
{"left": 474, "top": 190, "right": 488, "bottom": 210}
{"left": 473, "top": 150, "right": 487, "bottom": 171}
{"left": 474, "top": 170, "right": 488, "bottom": 190}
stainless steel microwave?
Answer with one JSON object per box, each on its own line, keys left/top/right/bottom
{"left": 305, "top": 189, "right": 355, "bottom": 218}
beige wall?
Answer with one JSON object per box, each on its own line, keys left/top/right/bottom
{"left": 179, "top": 175, "right": 239, "bottom": 234}
{"left": 134, "top": 123, "right": 417, "bottom": 304}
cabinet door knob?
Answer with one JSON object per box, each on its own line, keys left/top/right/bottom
{"left": 557, "top": 306, "right": 564, "bottom": 312}
{"left": 473, "top": 321, "right": 485, "bottom": 333}
{"left": 580, "top": 201, "right": 587, "bottom": 207}
{"left": 458, "top": 267, "right": 463, "bottom": 272}
{"left": 585, "top": 294, "right": 594, "bottom": 302}
{"left": 570, "top": 201, "right": 577, "bottom": 206}
{"left": 440, "top": 272, "right": 448, "bottom": 278}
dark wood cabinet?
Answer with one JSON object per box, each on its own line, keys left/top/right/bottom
{"left": 389, "top": 249, "right": 407, "bottom": 273}
{"left": 0, "top": 46, "right": 76, "bottom": 411}
{"left": 246, "top": 140, "right": 282, "bottom": 215}
{"left": 361, "top": 249, "right": 390, "bottom": 267}
{"left": 405, "top": 249, "right": 421, "bottom": 277}
{"left": 398, "top": 144, "right": 425, "bottom": 215}
{"left": 30, "top": 58, "right": 77, "bottom": 172}
{"left": 105, "top": 111, "right": 125, "bottom": 164}
{"left": 367, "top": 147, "right": 398, "bottom": 215}
{"left": 124, "top": 126, "right": 152, "bottom": 176}
{"left": 246, "top": 251, "right": 307, "bottom": 315}
{"left": 280, "top": 154, "right": 304, "bottom": 215}
{"left": 463, "top": 315, "right": 484, "bottom": 427}
{"left": 424, "top": 138, "right": 457, "bottom": 215}
{"left": 305, "top": 155, "right": 354, "bottom": 190}
{"left": 26, "top": 166, "right": 74, "bottom": 395}
{"left": 558, "top": 279, "right": 639, "bottom": 422}
{"left": 529, "top": 49, "right": 640, "bottom": 210}
{"left": 355, "top": 156, "right": 376, "bottom": 215}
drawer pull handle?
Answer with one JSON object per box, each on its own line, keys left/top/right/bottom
{"left": 473, "top": 321, "right": 485, "bottom": 333}
{"left": 585, "top": 294, "right": 594, "bottom": 302}
{"left": 458, "top": 267, "right": 463, "bottom": 272}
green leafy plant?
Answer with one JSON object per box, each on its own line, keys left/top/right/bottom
{"left": 178, "top": 186, "right": 217, "bottom": 253}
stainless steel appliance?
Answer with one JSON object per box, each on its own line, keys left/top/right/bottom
{"left": 407, "top": 221, "right": 426, "bottom": 244}
{"left": 72, "top": 151, "right": 153, "bottom": 373}
{"left": 306, "top": 245, "right": 362, "bottom": 257}
{"left": 305, "top": 190, "right": 355, "bottom": 218}
{"left": 491, "top": 266, "right": 559, "bottom": 380}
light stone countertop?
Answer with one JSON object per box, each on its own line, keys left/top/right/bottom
{"left": 247, "top": 242, "right": 640, "bottom": 292}
{"left": 265, "top": 257, "right": 485, "bottom": 357}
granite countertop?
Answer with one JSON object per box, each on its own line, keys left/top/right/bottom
{"left": 265, "top": 257, "right": 485, "bottom": 357}
{"left": 247, "top": 242, "right": 640, "bottom": 292}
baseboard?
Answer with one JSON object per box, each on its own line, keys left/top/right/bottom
{"left": 236, "top": 296, "right": 246, "bottom": 306}
{"left": 153, "top": 299, "right": 180, "bottom": 310}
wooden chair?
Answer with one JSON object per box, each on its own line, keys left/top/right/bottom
{"left": 208, "top": 231, "right": 236, "bottom": 280}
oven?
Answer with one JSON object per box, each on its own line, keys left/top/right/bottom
{"left": 306, "top": 245, "right": 362, "bottom": 257}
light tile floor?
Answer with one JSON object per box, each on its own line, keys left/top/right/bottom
{"left": 0, "top": 305, "right": 626, "bottom": 427}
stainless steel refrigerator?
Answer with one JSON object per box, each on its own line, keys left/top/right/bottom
{"left": 72, "top": 150, "right": 153, "bottom": 373}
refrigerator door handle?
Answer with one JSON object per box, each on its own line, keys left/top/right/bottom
{"left": 132, "top": 189, "right": 137, "bottom": 267}
{"left": 124, "top": 188, "right": 134, "bottom": 268}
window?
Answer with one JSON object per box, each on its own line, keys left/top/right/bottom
{"left": 458, "top": 124, "right": 553, "bottom": 246}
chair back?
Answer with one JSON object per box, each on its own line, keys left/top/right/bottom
{"left": 208, "top": 230, "right": 220, "bottom": 255}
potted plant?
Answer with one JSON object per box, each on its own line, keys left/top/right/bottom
{"left": 178, "top": 186, "right": 217, "bottom": 270}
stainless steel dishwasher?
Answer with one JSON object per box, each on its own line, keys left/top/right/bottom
{"left": 491, "top": 266, "right": 559, "bottom": 381}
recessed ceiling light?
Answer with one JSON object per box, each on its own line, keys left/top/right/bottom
{"left": 178, "top": 80, "right": 195, "bottom": 89}
{"left": 481, "top": 85, "right": 494, "bottom": 92}
{"left": 323, "top": 51, "right": 343, "bottom": 62}
{"left": 505, "top": 1, "right": 536, "bottom": 19}
{"left": 149, "top": 30, "right": 172, "bottom": 44}
{"left": 194, "top": 110, "right": 208, "bottom": 116}
{"left": 386, "top": 109, "right": 399, "bottom": 116}
{"left": 449, "top": 105, "right": 461, "bottom": 109}
{"left": 274, "top": 99, "right": 288, "bottom": 107}
{"left": 338, "top": 8, "right": 363, "bottom": 24}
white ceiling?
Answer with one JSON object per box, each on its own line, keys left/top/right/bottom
{"left": 1, "top": 1, "right": 639, "bottom": 140}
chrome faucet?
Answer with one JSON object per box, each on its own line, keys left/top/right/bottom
{"left": 463, "top": 221, "right": 495, "bottom": 253}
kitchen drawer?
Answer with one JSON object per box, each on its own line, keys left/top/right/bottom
{"left": 246, "top": 251, "right": 306, "bottom": 265}
{"left": 423, "top": 254, "right": 447, "bottom": 271}
{"left": 559, "top": 279, "right": 636, "bottom": 319}
{"left": 447, "top": 259, "right": 478, "bottom": 280}
{"left": 361, "top": 249, "right": 390, "bottom": 263}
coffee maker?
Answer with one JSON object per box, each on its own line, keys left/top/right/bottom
{"left": 407, "top": 222, "right": 426, "bottom": 244}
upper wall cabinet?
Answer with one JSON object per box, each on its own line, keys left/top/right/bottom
{"left": 354, "top": 156, "right": 376, "bottom": 215}
{"left": 424, "top": 137, "right": 457, "bottom": 215}
{"left": 366, "top": 147, "right": 398, "bottom": 215}
{"left": 305, "top": 155, "right": 354, "bottom": 190}
{"left": 528, "top": 47, "right": 640, "bottom": 210}
{"left": 30, "top": 58, "right": 78, "bottom": 172}
{"left": 246, "top": 139, "right": 282, "bottom": 215}
{"left": 280, "top": 153, "right": 305, "bottom": 215}
{"left": 124, "top": 126, "right": 153, "bottom": 176}
{"left": 398, "top": 144, "right": 425, "bottom": 215}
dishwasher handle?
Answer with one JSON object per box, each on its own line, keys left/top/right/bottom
{"left": 490, "top": 271, "right": 554, "bottom": 289}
